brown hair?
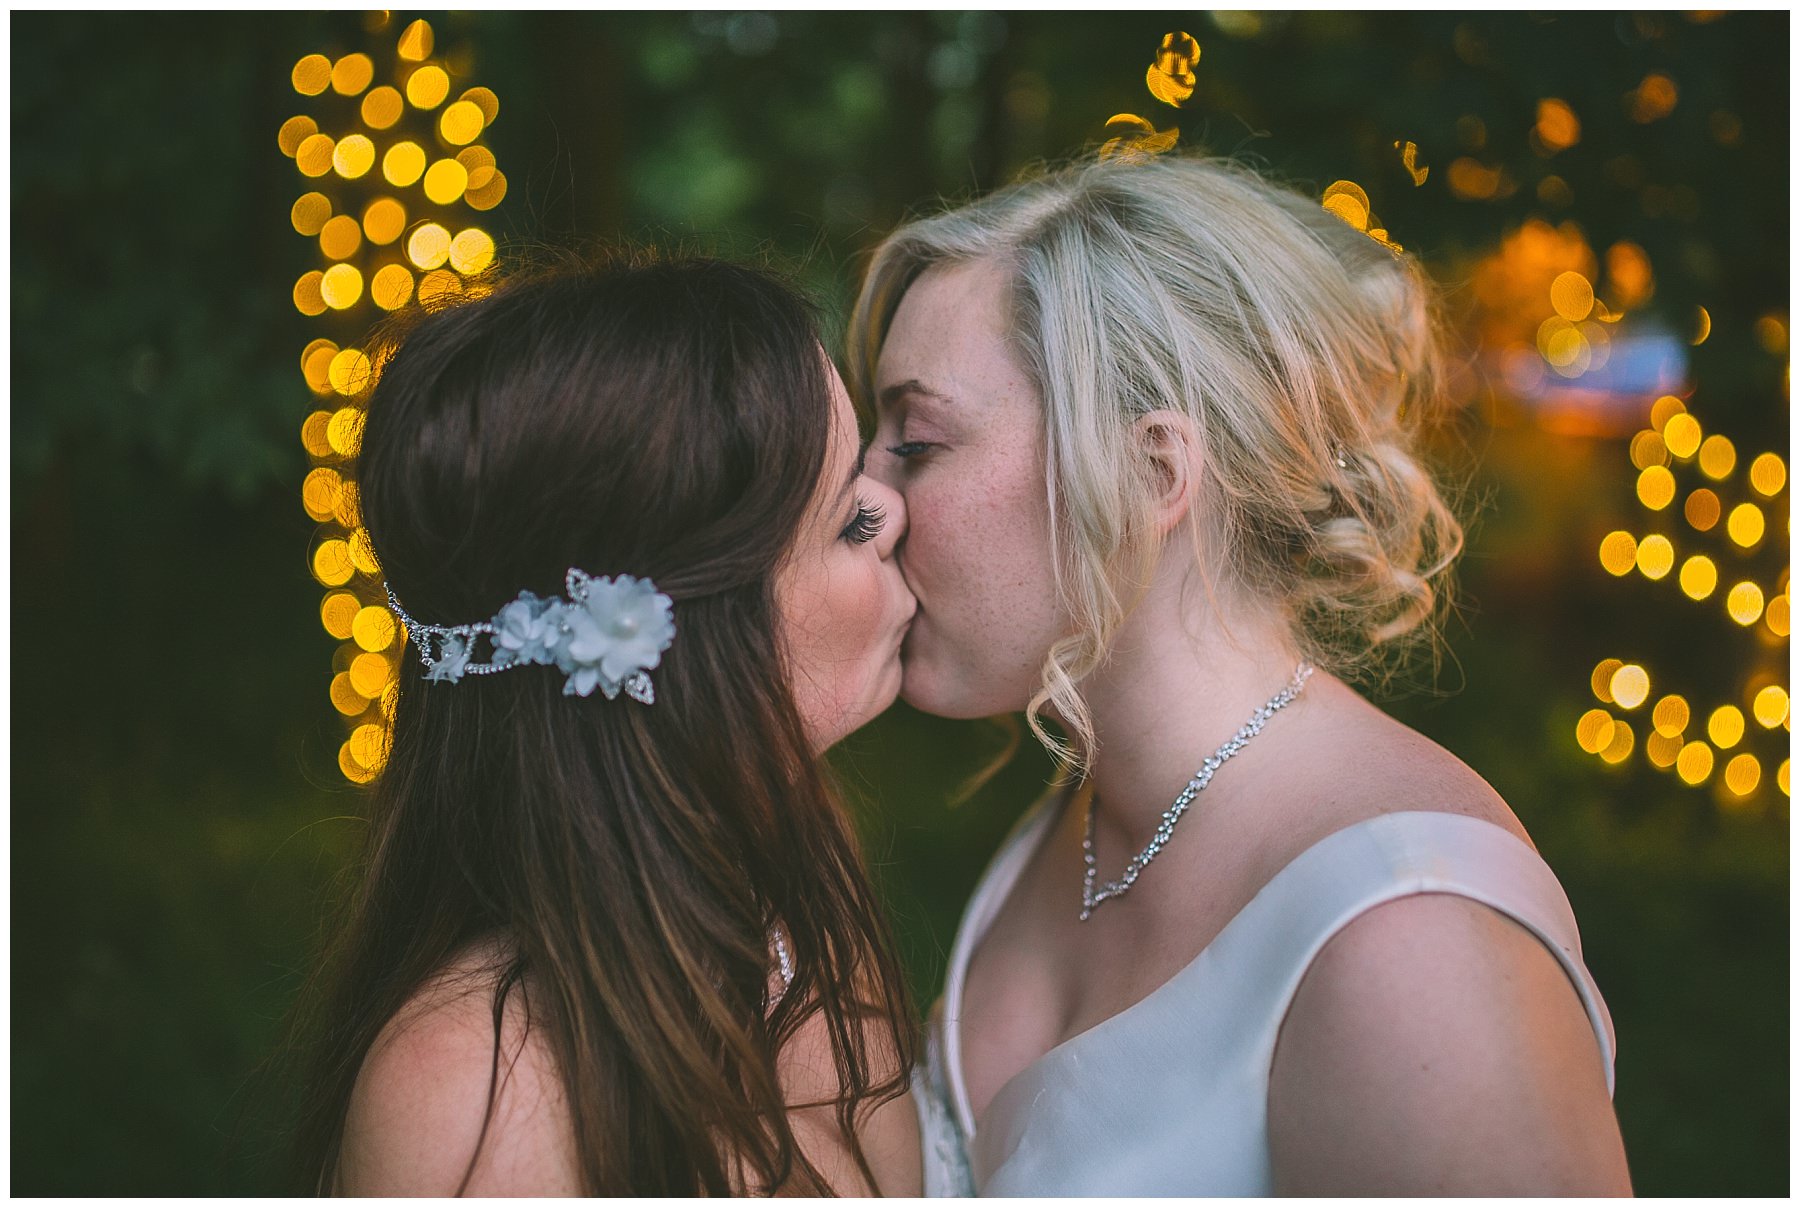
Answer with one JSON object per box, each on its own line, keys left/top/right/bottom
{"left": 291, "top": 251, "right": 913, "bottom": 1194}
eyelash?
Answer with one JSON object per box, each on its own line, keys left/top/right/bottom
{"left": 842, "top": 498, "right": 886, "bottom": 545}
{"left": 887, "top": 441, "right": 934, "bottom": 459}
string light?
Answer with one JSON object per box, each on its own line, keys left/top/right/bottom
{"left": 286, "top": 20, "right": 506, "bottom": 783}
{"left": 1582, "top": 389, "right": 1786, "bottom": 810}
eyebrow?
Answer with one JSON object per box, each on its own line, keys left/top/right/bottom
{"left": 877, "top": 379, "right": 955, "bottom": 412}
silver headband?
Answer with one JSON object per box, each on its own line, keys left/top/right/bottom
{"left": 384, "top": 567, "right": 675, "bottom": 704}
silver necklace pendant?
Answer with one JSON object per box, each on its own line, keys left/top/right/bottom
{"left": 1080, "top": 663, "right": 1313, "bottom": 921}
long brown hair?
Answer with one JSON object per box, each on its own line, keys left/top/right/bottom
{"left": 290, "top": 251, "right": 914, "bottom": 1194}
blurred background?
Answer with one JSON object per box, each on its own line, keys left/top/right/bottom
{"left": 11, "top": 10, "right": 1788, "bottom": 1195}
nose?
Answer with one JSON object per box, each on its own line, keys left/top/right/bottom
{"left": 868, "top": 475, "right": 907, "bottom": 560}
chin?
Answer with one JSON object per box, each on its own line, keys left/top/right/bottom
{"left": 899, "top": 663, "right": 1009, "bottom": 720}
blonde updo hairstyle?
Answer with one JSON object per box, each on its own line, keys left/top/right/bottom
{"left": 849, "top": 154, "right": 1463, "bottom": 769}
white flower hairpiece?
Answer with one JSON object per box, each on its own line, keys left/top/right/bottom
{"left": 385, "top": 568, "right": 676, "bottom": 704}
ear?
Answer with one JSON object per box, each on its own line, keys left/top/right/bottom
{"left": 1132, "top": 409, "right": 1202, "bottom": 537}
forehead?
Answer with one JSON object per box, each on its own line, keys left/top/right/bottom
{"left": 879, "top": 258, "right": 1014, "bottom": 380}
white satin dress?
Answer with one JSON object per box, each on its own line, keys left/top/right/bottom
{"left": 914, "top": 795, "right": 1617, "bottom": 1196}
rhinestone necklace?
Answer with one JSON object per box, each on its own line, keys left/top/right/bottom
{"left": 1081, "top": 663, "right": 1313, "bottom": 921}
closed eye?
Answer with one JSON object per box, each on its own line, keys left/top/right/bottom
{"left": 841, "top": 498, "right": 886, "bottom": 544}
{"left": 886, "top": 441, "right": 935, "bottom": 459}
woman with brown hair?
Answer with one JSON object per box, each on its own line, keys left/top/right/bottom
{"left": 291, "top": 252, "right": 921, "bottom": 1195}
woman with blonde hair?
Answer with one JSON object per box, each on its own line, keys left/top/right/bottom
{"left": 851, "top": 154, "right": 1631, "bottom": 1194}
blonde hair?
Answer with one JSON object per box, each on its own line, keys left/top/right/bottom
{"left": 849, "top": 154, "right": 1463, "bottom": 770}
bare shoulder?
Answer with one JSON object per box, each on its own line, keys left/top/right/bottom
{"left": 1267, "top": 891, "right": 1630, "bottom": 1194}
{"left": 337, "top": 942, "right": 580, "bottom": 1196}
{"left": 1282, "top": 674, "right": 1532, "bottom": 848}
{"left": 772, "top": 993, "right": 922, "bottom": 1197}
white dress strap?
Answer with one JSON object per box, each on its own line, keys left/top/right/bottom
{"left": 1248, "top": 810, "right": 1616, "bottom": 1096}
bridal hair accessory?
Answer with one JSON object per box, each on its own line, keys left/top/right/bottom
{"left": 1081, "top": 662, "right": 1313, "bottom": 920}
{"left": 384, "top": 569, "right": 675, "bottom": 704}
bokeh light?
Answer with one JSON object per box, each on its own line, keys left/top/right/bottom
{"left": 1663, "top": 414, "right": 1702, "bottom": 460}
{"left": 320, "top": 263, "right": 364, "bottom": 309}
{"left": 406, "top": 222, "right": 452, "bottom": 270}
{"left": 1591, "top": 658, "right": 1624, "bottom": 703}
{"left": 1723, "top": 753, "right": 1761, "bottom": 796}
{"left": 328, "top": 348, "right": 373, "bottom": 396}
{"left": 398, "top": 18, "right": 434, "bottom": 61}
{"left": 460, "top": 86, "right": 499, "bottom": 124}
{"left": 1707, "top": 705, "right": 1745, "bottom": 749}
{"left": 1679, "top": 554, "right": 1718, "bottom": 600}
{"left": 352, "top": 606, "right": 398, "bottom": 653}
{"left": 422, "top": 159, "right": 470, "bottom": 205}
{"left": 301, "top": 466, "right": 343, "bottom": 522}
{"left": 330, "top": 673, "right": 368, "bottom": 716}
{"left": 1599, "top": 719, "right": 1634, "bottom": 764}
{"left": 361, "top": 85, "right": 404, "bottom": 130}
{"left": 1726, "top": 503, "right": 1765, "bottom": 547}
{"left": 348, "top": 722, "right": 391, "bottom": 774}
{"left": 362, "top": 197, "right": 407, "bottom": 245}
{"left": 302, "top": 344, "right": 337, "bottom": 394}
{"left": 339, "top": 744, "right": 378, "bottom": 785}
{"left": 291, "top": 53, "right": 332, "bottom": 96}
{"left": 417, "top": 268, "right": 463, "bottom": 307}
{"left": 456, "top": 145, "right": 498, "bottom": 188}
{"left": 406, "top": 64, "right": 451, "bottom": 109}
{"left": 1684, "top": 488, "right": 1721, "bottom": 532}
{"left": 295, "top": 132, "right": 336, "bottom": 177}
{"left": 1610, "top": 664, "right": 1650, "bottom": 709}
{"left": 1748, "top": 452, "right": 1786, "bottom": 496}
{"left": 439, "top": 99, "right": 486, "bottom": 145}
{"left": 326, "top": 407, "right": 365, "bottom": 457}
{"left": 1754, "top": 313, "right": 1787, "bottom": 354}
{"left": 278, "top": 115, "right": 318, "bottom": 157}
{"left": 1646, "top": 730, "right": 1682, "bottom": 768}
{"left": 449, "top": 228, "right": 495, "bottom": 274}
{"left": 1649, "top": 394, "right": 1686, "bottom": 432}
{"left": 291, "top": 191, "right": 331, "bottom": 236}
{"left": 1636, "top": 465, "right": 1676, "bottom": 510}
{"left": 1536, "top": 99, "right": 1581, "bottom": 154}
{"left": 1752, "top": 686, "right": 1788, "bottom": 728}
{"left": 1766, "top": 595, "right": 1790, "bottom": 637}
{"left": 349, "top": 653, "right": 392, "bottom": 700}
{"left": 1676, "top": 740, "right": 1715, "bottom": 785}
{"left": 333, "top": 133, "right": 376, "bottom": 180}
{"left": 1697, "top": 435, "right": 1736, "bottom": 480}
{"left": 1727, "top": 582, "right": 1765, "bottom": 626}
{"left": 292, "top": 270, "right": 327, "bottom": 316}
{"left": 1549, "top": 270, "right": 1593, "bottom": 320}
{"left": 1629, "top": 430, "right": 1669, "bottom": 470}
{"left": 466, "top": 170, "right": 508, "bottom": 210}
{"left": 1635, "top": 534, "right": 1674, "bottom": 580}
{"left": 1652, "top": 694, "right": 1690, "bottom": 737}
{"left": 319, "top": 214, "right": 362, "bottom": 261}
{"left": 331, "top": 53, "right": 374, "bottom": 96}
{"left": 301, "top": 409, "right": 334, "bottom": 456}
{"left": 320, "top": 591, "right": 361, "bottom": 640}
{"left": 1598, "top": 531, "right": 1637, "bottom": 576}
{"left": 1576, "top": 708, "right": 1616, "bottom": 754}
{"left": 371, "top": 264, "right": 415, "bottom": 311}
{"left": 1780, "top": 760, "right": 1791, "bottom": 797}
{"left": 313, "top": 539, "right": 356, "bottom": 587}
{"left": 383, "top": 141, "right": 427, "bottom": 188}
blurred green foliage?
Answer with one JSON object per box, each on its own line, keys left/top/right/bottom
{"left": 11, "top": 10, "right": 1787, "bottom": 1195}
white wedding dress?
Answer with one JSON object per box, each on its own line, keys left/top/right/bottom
{"left": 914, "top": 793, "right": 1616, "bottom": 1196}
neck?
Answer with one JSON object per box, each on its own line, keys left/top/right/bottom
{"left": 1077, "top": 568, "right": 1308, "bottom": 847}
